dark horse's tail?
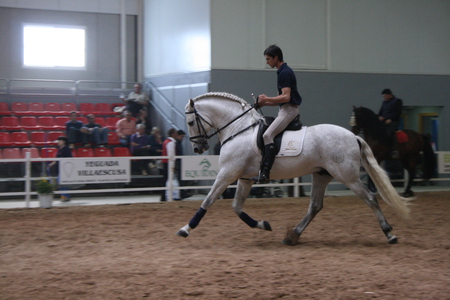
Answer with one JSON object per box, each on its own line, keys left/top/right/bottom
{"left": 421, "top": 134, "right": 436, "bottom": 180}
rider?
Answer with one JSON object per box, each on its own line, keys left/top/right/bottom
{"left": 251, "top": 45, "right": 302, "bottom": 184}
{"left": 378, "top": 88, "right": 403, "bottom": 159}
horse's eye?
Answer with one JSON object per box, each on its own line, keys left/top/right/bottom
{"left": 188, "top": 121, "right": 194, "bottom": 127}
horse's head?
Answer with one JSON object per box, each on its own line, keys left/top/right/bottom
{"left": 185, "top": 99, "right": 211, "bottom": 154}
{"left": 350, "top": 106, "right": 362, "bottom": 135}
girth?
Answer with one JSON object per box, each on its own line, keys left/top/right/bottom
{"left": 256, "top": 114, "right": 303, "bottom": 154}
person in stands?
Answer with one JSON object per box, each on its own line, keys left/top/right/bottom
{"left": 120, "top": 83, "right": 149, "bottom": 117}
{"left": 130, "top": 124, "right": 152, "bottom": 175}
{"left": 115, "top": 110, "right": 136, "bottom": 146}
{"left": 136, "top": 109, "right": 152, "bottom": 135}
{"left": 66, "top": 111, "right": 84, "bottom": 148}
{"left": 80, "top": 114, "right": 109, "bottom": 147}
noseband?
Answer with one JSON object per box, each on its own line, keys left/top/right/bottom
{"left": 185, "top": 101, "right": 259, "bottom": 147}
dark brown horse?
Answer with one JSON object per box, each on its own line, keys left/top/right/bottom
{"left": 350, "top": 106, "right": 435, "bottom": 197}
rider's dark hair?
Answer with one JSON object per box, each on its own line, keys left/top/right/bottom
{"left": 264, "top": 44, "right": 283, "bottom": 62}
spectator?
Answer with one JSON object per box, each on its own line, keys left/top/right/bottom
{"left": 176, "top": 129, "right": 188, "bottom": 198}
{"left": 136, "top": 109, "right": 152, "bottom": 135}
{"left": 130, "top": 124, "right": 152, "bottom": 175}
{"left": 66, "top": 111, "right": 84, "bottom": 148}
{"left": 161, "top": 128, "right": 179, "bottom": 201}
{"left": 148, "top": 126, "right": 163, "bottom": 156}
{"left": 47, "top": 136, "right": 72, "bottom": 202}
{"left": 378, "top": 88, "right": 403, "bottom": 159}
{"left": 120, "top": 83, "right": 149, "bottom": 117}
{"left": 115, "top": 110, "right": 136, "bottom": 146}
{"left": 80, "top": 114, "right": 109, "bottom": 147}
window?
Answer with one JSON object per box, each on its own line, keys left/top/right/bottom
{"left": 23, "top": 25, "right": 86, "bottom": 68}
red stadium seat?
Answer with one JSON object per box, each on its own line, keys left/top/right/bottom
{"left": 30, "top": 131, "right": 48, "bottom": 146}
{"left": 79, "top": 103, "right": 95, "bottom": 115}
{"left": 21, "top": 147, "right": 40, "bottom": 158}
{"left": 113, "top": 147, "right": 131, "bottom": 157}
{"left": 106, "top": 117, "right": 120, "bottom": 130}
{"left": 20, "top": 116, "right": 40, "bottom": 130}
{"left": 11, "top": 102, "right": 30, "bottom": 116}
{"left": 54, "top": 116, "right": 70, "bottom": 130}
{"left": 47, "top": 131, "right": 65, "bottom": 146}
{"left": 11, "top": 132, "right": 31, "bottom": 146}
{"left": 94, "top": 147, "right": 112, "bottom": 157}
{"left": 45, "top": 103, "right": 65, "bottom": 115}
{"left": 94, "top": 117, "right": 107, "bottom": 127}
{"left": 40, "top": 147, "right": 58, "bottom": 158}
{"left": 0, "top": 102, "right": 11, "bottom": 115}
{"left": 28, "top": 102, "right": 47, "bottom": 115}
{"left": 107, "top": 132, "right": 121, "bottom": 145}
{"left": 77, "top": 116, "right": 88, "bottom": 124}
{"left": 94, "top": 103, "right": 115, "bottom": 116}
{"left": 0, "top": 132, "right": 14, "bottom": 147}
{"left": 76, "top": 147, "right": 94, "bottom": 157}
{"left": 37, "top": 116, "right": 56, "bottom": 130}
{"left": 61, "top": 103, "right": 78, "bottom": 113}
{"left": 1, "top": 116, "right": 21, "bottom": 130}
{"left": 3, "top": 148, "right": 21, "bottom": 159}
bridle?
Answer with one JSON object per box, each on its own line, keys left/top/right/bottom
{"left": 185, "top": 101, "right": 259, "bottom": 148}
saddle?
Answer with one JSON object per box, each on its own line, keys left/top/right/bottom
{"left": 256, "top": 115, "right": 303, "bottom": 154}
{"left": 395, "top": 130, "right": 409, "bottom": 144}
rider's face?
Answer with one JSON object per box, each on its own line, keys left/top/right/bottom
{"left": 265, "top": 55, "right": 278, "bottom": 68}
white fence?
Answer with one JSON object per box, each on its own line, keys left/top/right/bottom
{"left": 1, "top": 152, "right": 449, "bottom": 208}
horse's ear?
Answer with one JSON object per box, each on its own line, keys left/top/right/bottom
{"left": 189, "top": 99, "right": 194, "bottom": 108}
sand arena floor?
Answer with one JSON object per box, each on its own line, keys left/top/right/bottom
{"left": 1, "top": 191, "right": 449, "bottom": 299}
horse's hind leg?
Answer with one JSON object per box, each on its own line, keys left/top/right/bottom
{"left": 347, "top": 180, "right": 397, "bottom": 244}
{"left": 283, "top": 172, "right": 333, "bottom": 245}
{"left": 232, "top": 179, "right": 272, "bottom": 231}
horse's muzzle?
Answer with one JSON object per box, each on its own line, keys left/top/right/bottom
{"left": 192, "top": 142, "right": 209, "bottom": 154}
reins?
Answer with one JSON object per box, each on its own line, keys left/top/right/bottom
{"left": 185, "top": 101, "right": 260, "bottom": 147}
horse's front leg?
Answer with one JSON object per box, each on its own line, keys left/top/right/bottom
{"left": 176, "top": 172, "right": 232, "bottom": 238}
{"left": 232, "top": 179, "right": 272, "bottom": 231}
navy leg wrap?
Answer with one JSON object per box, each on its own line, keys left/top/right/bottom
{"left": 189, "top": 207, "right": 207, "bottom": 229}
{"left": 239, "top": 212, "right": 258, "bottom": 228}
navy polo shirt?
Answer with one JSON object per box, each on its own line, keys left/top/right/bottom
{"left": 277, "top": 63, "right": 302, "bottom": 106}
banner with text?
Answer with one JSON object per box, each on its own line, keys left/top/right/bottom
{"left": 438, "top": 152, "right": 450, "bottom": 174}
{"left": 59, "top": 157, "right": 131, "bottom": 184}
{"left": 182, "top": 155, "right": 220, "bottom": 180}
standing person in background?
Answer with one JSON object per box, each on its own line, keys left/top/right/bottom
{"left": 136, "top": 109, "right": 152, "bottom": 135}
{"left": 115, "top": 110, "right": 136, "bottom": 146}
{"left": 130, "top": 124, "right": 152, "bottom": 175}
{"left": 251, "top": 44, "right": 302, "bottom": 184}
{"left": 48, "top": 136, "right": 72, "bottom": 202}
{"left": 175, "top": 130, "right": 188, "bottom": 199}
{"left": 120, "top": 83, "right": 149, "bottom": 117}
{"left": 161, "top": 128, "right": 178, "bottom": 201}
{"left": 378, "top": 88, "right": 403, "bottom": 159}
{"left": 66, "top": 111, "right": 84, "bottom": 149}
{"left": 80, "top": 114, "right": 109, "bottom": 148}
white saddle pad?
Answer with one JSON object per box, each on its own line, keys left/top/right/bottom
{"left": 252, "top": 126, "right": 308, "bottom": 157}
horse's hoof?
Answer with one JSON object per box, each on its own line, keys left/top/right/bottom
{"left": 282, "top": 238, "right": 298, "bottom": 246}
{"left": 262, "top": 220, "right": 272, "bottom": 231}
{"left": 176, "top": 229, "right": 189, "bottom": 238}
{"left": 402, "top": 191, "right": 415, "bottom": 198}
{"left": 387, "top": 235, "right": 398, "bottom": 244}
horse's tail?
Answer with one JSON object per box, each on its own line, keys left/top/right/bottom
{"left": 421, "top": 134, "right": 436, "bottom": 181}
{"left": 356, "top": 136, "right": 410, "bottom": 219}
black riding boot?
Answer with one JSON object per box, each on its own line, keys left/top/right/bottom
{"left": 252, "top": 143, "right": 276, "bottom": 184}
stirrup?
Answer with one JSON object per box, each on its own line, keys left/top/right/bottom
{"left": 250, "top": 171, "right": 270, "bottom": 184}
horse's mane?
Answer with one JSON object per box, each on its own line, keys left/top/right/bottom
{"left": 192, "top": 92, "right": 252, "bottom": 108}
{"left": 355, "top": 106, "right": 388, "bottom": 140}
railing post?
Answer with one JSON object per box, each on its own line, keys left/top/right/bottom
{"left": 25, "top": 152, "right": 31, "bottom": 208}
{"left": 293, "top": 177, "right": 299, "bottom": 198}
